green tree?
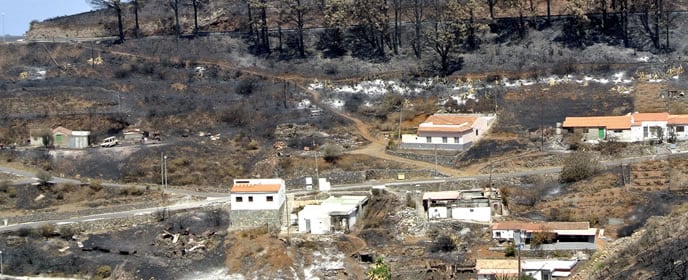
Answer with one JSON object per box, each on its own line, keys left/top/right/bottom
{"left": 559, "top": 151, "right": 600, "bottom": 183}
{"left": 368, "top": 256, "right": 391, "bottom": 280}
{"left": 89, "top": 0, "right": 125, "bottom": 42}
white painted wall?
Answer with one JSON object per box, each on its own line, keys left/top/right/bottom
{"left": 451, "top": 206, "right": 491, "bottom": 222}
{"left": 428, "top": 206, "right": 448, "bottom": 219}
{"left": 230, "top": 179, "right": 286, "bottom": 211}
{"left": 298, "top": 206, "right": 331, "bottom": 234}
{"left": 492, "top": 229, "right": 515, "bottom": 240}
{"left": 401, "top": 134, "right": 466, "bottom": 145}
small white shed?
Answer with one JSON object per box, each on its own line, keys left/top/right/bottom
{"left": 298, "top": 205, "right": 331, "bottom": 234}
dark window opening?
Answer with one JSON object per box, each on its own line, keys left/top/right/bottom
{"left": 267, "top": 196, "right": 274, "bottom": 202}
{"left": 248, "top": 196, "right": 254, "bottom": 202}
{"left": 235, "top": 197, "right": 243, "bottom": 202}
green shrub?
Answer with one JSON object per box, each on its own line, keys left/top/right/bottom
{"left": 504, "top": 243, "right": 516, "bottom": 257}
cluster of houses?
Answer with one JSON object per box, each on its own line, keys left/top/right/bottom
{"left": 29, "top": 126, "right": 91, "bottom": 149}
{"left": 26, "top": 126, "right": 160, "bottom": 149}
{"left": 563, "top": 112, "right": 688, "bottom": 143}
{"left": 228, "top": 178, "right": 368, "bottom": 234}
{"left": 398, "top": 111, "right": 688, "bottom": 151}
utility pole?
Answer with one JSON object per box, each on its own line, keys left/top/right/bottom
{"left": 0, "top": 249, "right": 3, "bottom": 275}
{"left": 313, "top": 138, "right": 319, "bottom": 182}
{"left": 434, "top": 144, "right": 438, "bottom": 176}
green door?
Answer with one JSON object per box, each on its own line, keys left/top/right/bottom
{"left": 598, "top": 128, "right": 605, "bottom": 139}
{"left": 55, "top": 134, "right": 63, "bottom": 144}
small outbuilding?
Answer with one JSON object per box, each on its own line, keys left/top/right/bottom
{"left": 298, "top": 195, "right": 368, "bottom": 234}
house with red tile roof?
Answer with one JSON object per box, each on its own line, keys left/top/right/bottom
{"left": 562, "top": 112, "right": 688, "bottom": 143}
{"left": 400, "top": 113, "right": 495, "bottom": 150}
{"left": 229, "top": 178, "right": 286, "bottom": 229}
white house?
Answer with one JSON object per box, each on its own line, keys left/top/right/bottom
{"left": 522, "top": 259, "right": 578, "bottom": 280}
{"left": 298, "top": 205, "right": 332, "bottom": 234}
{"left": 668, "top": 115, "right": 688, "bottom": 141}
{"left": 229, "top": 178, "right": 287, "bottom": 229}
{"left": 401, "top": 114, "right": 495, "bottom": 150}
{"left": 298, "top": 195, "right": 368, "bottom": 234}
{"left": 562, "top": 112, "right": 688, "bottom": 143}
{"left": 423, "top": 190, "right": 493, "bottom": 222}
{"left": 230, "top": 178, "right": 286, "bottom": 210}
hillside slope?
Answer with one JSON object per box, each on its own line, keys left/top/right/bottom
{"left": 573, "top": 204, "right": 688, "bottom": 280}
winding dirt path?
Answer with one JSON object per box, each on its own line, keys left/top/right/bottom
{"left": 100, "top": 47, "right": 472, "bottom": 176}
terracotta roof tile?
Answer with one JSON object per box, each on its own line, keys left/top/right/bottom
{"left": 418, "top": 114, "right": 478, "bottom": 133}
{"left": 631, "top": 112, "right": 669, "bottom": 125}
{"left": 669, "top": 115, "right": 688, "bottom": 125}
{"left": 231, "top": 183, "right": 282, "bottom": 193}
{"left": 562, "top": 116, "right": 632, "bottom": 130}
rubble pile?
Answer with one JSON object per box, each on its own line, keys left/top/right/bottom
{"left": 153, "top": 228, "right": 222, "bottom": 260}
{"left": 393, "top": 207, "right": 426, "bottom": 238}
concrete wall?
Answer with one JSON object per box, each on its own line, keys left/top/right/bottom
{"left": 400, "top": 142, "right": 471, "bottom": 151}
{"left": 493, "top": 229, "right": 515, "bottom": 240}
{"left": 230, "top": 203, "right": 285, "bottom": 229}
{"left": 451, "top": 206, "right": 491, "bottom": 222}
{"left": 428, "top": 206, "right": 448, "bottom": 219}
{"left": 230, "top": 191, "right": 285, "bottom": 210}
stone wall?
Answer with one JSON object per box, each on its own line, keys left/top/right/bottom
{"left": 26, "top": 25, "right": 109, "bottom": 40}
{"left": 229, "top": 203, "right": 285, "bottom": 229}
{"left": 386, "top": 150, "right": 458, "bottom": 168}
{"left": 285, "top": 169, "right": 439, "bottom": 189}
{"left": 1, "top": 201, "right": 160, "bottom": 225}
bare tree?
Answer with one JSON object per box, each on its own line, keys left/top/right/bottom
{"left": 501, "top": 0, "right": 528, "bottom": 39}
{"left": 192, "top": 0, "right": 205, "bottom": 34}
{"left": 391, "top": 0, "right": 402, "bottom": 54}
{"left": 352, "top": 0, "right": 390, "bottom": 56}
{"left": 279, "top": 0, "right": 311, "bottom": 56}
{"left": 486, "top": 0, "right": 497, "bottom": 19}
{"left": 169, "top": 0, "right": 181, "bottom": 36}
{"left": 133, "top": 0, "right": 142, "bottom": 38}
{"left": 89, "top": 0, "right": 125, "bottom": 42}
{"left": 412, "top": 0, "right": 424, "bottom": 58}
{"left": 565, "top": 0, "right": 592, "bottom": 48}
{"left": 321, "top": 0, "right": 349, "bottom": 56}
{"left": 427, "top": 0, "right": 486, "bottom": 74}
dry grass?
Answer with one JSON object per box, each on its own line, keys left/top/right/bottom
{"left": 224, "top": 229, "right": 294, "bottom": 275}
